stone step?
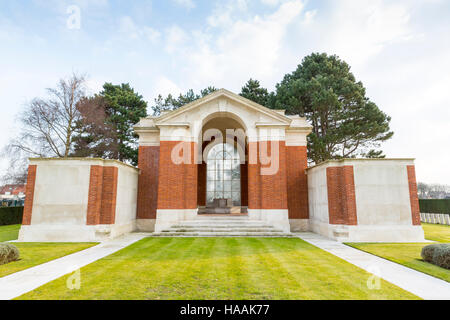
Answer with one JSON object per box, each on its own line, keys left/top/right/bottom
{"left": 193, "top": 216, "right": 250, "bottom": 220}
{"left": 151, "top": 232, "right": 293, "bottom": 237}
{"left": 164, "top": 228, "right": 283, "bottom": 233}
{"left": 173, "top": 224, "right": 270, "bottom": 228}
{"left": 178, "top": 220, "right": 264, "bottom": 224}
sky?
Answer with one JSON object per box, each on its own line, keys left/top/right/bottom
{"left": 0, "top": 0, "right": 449, "bottom": 184}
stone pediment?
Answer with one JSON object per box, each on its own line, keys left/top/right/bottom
{"left": 134, "top": 88, "right": 312, "bottom": 144}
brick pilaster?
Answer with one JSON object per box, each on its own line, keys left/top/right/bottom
{"left": 86, "top": 165, "right": 103, "bottom": 225}
{"left": 286, "top": 146, "right": 309, "bottom": 219}
{"left": 86, "top": 165, "right": 118, "bottom": 225}
{"left": 248, "top": 141, "right": 288, "bottom": 210}
{"left": 22, "top": 165, "right": 37, "bottom": 225}
{"left": 157, "top": 141, "right": 198, "bottom": 209}
{"left": 100, "top": 166, "right": 118, "bottom": 224}
{"left": 407, "top": 165, "right": 421, "bottom": 226}
{"left": 137, "top": 146, "right": 160, "bottom": 219}
{"left": 326, "top": 166, "right": 358, "bottom": 225}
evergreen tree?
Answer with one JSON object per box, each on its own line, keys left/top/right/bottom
{"left": 274, "top": 53, "right": 393, "bottom": 163}
{"left": 240, "top": 79, "right": 270, "bottom": 107}
{"left": 151, "top": 87, "right": 217, "bottom": 116}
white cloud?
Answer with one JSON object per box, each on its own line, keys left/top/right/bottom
{"left": 119, "top": 16, "right": 161, "bottom": 43}
{"left": 324, "top": 0, "right": 413, "bottom": 66}
{"left": 151, "top": 76, "right": 183, "bottom": 98}
{"left": 260, "top": 0, "right": 280, "bottom": 6}
{"left": 165, "top": 25, "right": 189, "bottom": 53}
{"left": 174, "top": 0, "right": 305, "bottom": 89}
{"left": 172, "top": 0, "right": 196, "bottom": 9}
{"left": 302, "top": 10, "right": 316, "bottom": 25}
{"left": 207, "top": 0, "right": 250, "bottom": 28}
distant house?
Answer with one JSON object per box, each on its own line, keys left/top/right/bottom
{"left": 0, "top": 184, "right": 26, "bottom": 207}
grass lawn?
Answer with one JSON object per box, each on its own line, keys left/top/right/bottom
{"left": 422, "top": 223, "right": 450, "bottom": 243}
{"left": 1, "top": 224, "right": 97, "bottom": 278}
{"left": 0, "top": 224, "right": 21, "bottom": 242}
{"left": 347, "top": 223, "right": 450, "bottom": 283}
{"left": 18, "top": 238, "right": 418, "bottom": 300}
{"left": 0, "top": 242, "right": 98, "bottom": 278}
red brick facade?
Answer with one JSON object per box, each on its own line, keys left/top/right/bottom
{"left": 286, "top": 146, "right": 309, "bottom": 219}
{"left": 157, "top": 141, "right": 198, "bottom": 209}
{"left": 197, "top": 162, "right": 207, "bottom": 206}
{"left": 86, "top": 165, "right": 103, "bottom": 225}
{"left": 248, "top": 142, "right": 261, "bottom": 209}
{"left": 240, "top": 163, "right": 248, "bottom": 207}
{"left": 100, "top": 167, "right": 118, "bottom": 224}
{"left": 184, "top": 142, "right": 198, "bottom": 209}
{"left": 137, "top": 146, "right": 160, "bottom": 219}
{"left": 86, "top": 165, "right": 118, "bottom": 225}
{"left": 248, "top": 141, "right": 288, "bottom": 210}
{"left": 22, "top": 165, "right": 37, "bottom": 225}
{"left": 407, "top": 165, "right": 421, "bottom": 226}
{"left": 326, "top": 166, "right": 358, "bottom": 225}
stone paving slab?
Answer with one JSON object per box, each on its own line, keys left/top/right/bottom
{"left": 295, "top": 232, "right": 450, "bottom": 300}
{"left": 0, "top": 233, "right": 149, "bottom": 300}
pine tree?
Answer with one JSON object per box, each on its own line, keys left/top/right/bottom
{"left": 274, "top": 53, "right": 393, "bottom": 163}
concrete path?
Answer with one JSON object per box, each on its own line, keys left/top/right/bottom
{"left": 0, "top": 233, "right": 149, "bottom": 300}
{"left": 296, "top": 232, "right": 450, "bottom": 300}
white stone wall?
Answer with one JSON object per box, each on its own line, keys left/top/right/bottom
{"left": 353, "top": 160, "right": 414, "bottom": 226}
{"left": 307, "top": 164, "right": 331, "bottom": 237}
{"left": 19, "top": 158, "right": 139, "bottom": 242}
{"left": 306, "top": 159, "right": 425, "bottom": 242}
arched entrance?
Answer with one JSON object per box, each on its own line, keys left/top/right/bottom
{"left": 197, "top": 113, "right": 249, "bottom": 214}
{"left": 206, "top": 143, "right": 241, "bottom": 206}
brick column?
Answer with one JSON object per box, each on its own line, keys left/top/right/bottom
{"left": 22, "top": 165, "right": 37, "bottom": 226}
{"left": 248, "top": 141, "right": 289, "bottom": 210}
{"left": 197, "top": 162, "right": 207, "bottom": 207}
{"left": 247, "top": 142, "right": 261, "bottom": 210}
{"left": 86, "top": 165, "right": 118, "bottom": 225}
{"left": 286, "top": 146, "right": 309, "bottom": 219}
{"left": 326, "top": 166, "right": 358, "bottom": 225}
{"left": 86, "top": 165, "right": 103, "bottom": 225}
{"left": 407, "top": 165, "right": 421, "bottom": 226}
{"left": 260, "top": 141, "right": 288, "bottom": 210}
{"left": 184, "top": 142, "right": 198, "bottom": 209}
{"left": 137, "top": 146, "right": 160, "bottom": 219}
{"left": 100, "top": 166, "right": 118, "bottom": 224}
{"left": 157, "top": 141, "right": 198, "bottom": 209}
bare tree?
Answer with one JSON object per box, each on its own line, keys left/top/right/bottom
{"left": 1, "top": 74, "right": 87, "bottom": 183}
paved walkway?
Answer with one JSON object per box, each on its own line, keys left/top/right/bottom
{"left": 0, "top": 233, "right": 149, "bottom": 300}
{"left": 296, "top": 232, "right": 450, "bottom": 300}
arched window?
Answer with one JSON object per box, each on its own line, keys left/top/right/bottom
{"left": 206, "top": 143, "right": 241, "bottom": 206}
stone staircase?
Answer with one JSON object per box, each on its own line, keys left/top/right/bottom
{"left": 152, "top": 216, "right": 292, "bottom": 237}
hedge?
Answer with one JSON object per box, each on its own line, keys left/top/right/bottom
{"left": 419, "top": 199, "right": 450, "bottom": 214}
{"left": 0, "top": 207, "right": 24, "bottom": 226}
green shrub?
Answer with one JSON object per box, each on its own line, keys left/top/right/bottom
{"left": 0, "top": 243, "right": 20, "bottom": 265}
{"left": 421, "top": 243, "right": 450, "bottom": 269}
{"left": 421, "top": 244, "right": 440, "bottom": 262}
{"left": 0, "top": 207, "right": 24, "bottom": 226}
{"left": 419, "top": 199, "right": 450, "bottom": 214}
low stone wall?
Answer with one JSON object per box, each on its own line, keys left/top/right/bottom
{"left": 19, "top": 158, "right": 139, "bottom": 242}
{"left": 306, "top": 159, "right": 425, "bottom": 242}
{"left": 420, "top": 213, "right": 450, "bottom": 225}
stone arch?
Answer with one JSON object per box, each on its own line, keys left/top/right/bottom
{"left": 197, "top": 112, "right": 249, "bottom": 208}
